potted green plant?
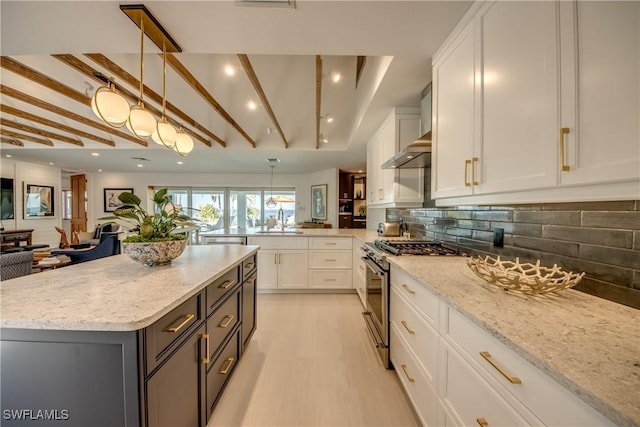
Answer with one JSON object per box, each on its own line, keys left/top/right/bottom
{"left": 100, "top": 188, "right": 195, "bottom": 266}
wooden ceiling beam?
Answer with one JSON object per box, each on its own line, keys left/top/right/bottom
{"left": 1, "top": 56, "right": 90, "bottom": 106}
{"left": 237, "top": 54, "right": 288, "bottom": 149}
{"left": 0, "top": 128, "right": 54, "bottom": 146}
{"left": 0, "top": 84, "right": 146, "bottom": 147}
{"left": 1, "top": 104, "right": 115, "bottom": 147}
{"left": 53, "top": 54, "right": 218, "bottom": 148}
{"left": 166, "top": 53, "right": 257, "bottom": 148}
{"left": 315, "top": 55, "right": 322, "bottom": 150}
{"left": 0, "top": 136, "right": 24, "bottom": 147}
{"left": 0, "top": 118, "right": 83, "bottom": 146}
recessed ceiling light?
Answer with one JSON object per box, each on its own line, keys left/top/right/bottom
{"left": 332, "top": 72, "right": 341, "bottom": 83}
{"left": 137, "top": 164, "right": 143, "bottom": 168}
{"left": 6, "top": 154, "right": 12, "bottom": 158}
{"left": 357, "top": 170, "right": 363, "bottom": 173}
{"left": 266, "top": 158, "right": 280, "bottom": 163}
{"left": 247, "top": 100, "right": 257, "bottom": 111}
{"left": 407, "top": 155, "right": 414, "bottom": 159}
{"left": 91, "top": 152, "right": 100, "bottom": 156}
{"left": 49, "top": 162, "right": 54, "bottom": 165}
{"left": 326, "top": 115, "right": 334, "bottom": 123}
{"left": 177, "top": 161, "right": 183, "bottom": 165}
{"left": 224, "top": 65, "right": 236, "bottom": 76}
{"left": 98, "top": 169, "right": 103, "bottom": 172}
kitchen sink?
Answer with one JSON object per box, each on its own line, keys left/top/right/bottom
{"left": 255, "top": 230, "right": 303, "bottom": 234}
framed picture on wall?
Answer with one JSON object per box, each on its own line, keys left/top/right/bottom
{"left": 311, "top": 184, "right": 328, "bottom": 221}
{"left": 24, "top": 183, "right": 55, "bottom": 218}
{"left": 104, "top": 188, "right": 134, "bottom": 212}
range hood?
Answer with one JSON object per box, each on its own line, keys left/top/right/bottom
{"left": 381, "top": 133, "right": 431, "bottom": 169}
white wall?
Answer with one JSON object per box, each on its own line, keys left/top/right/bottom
{"left": 85, "top": 168, "right": 339, "bottom": 229}
{"left": 0, "top": 159, "right": 62, "bottom": 247}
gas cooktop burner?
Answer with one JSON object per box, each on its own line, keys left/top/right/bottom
{"left": 374, "top": 240, "right": 467, "bottom": 257}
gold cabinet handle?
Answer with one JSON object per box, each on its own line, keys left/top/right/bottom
{"left": 219, "top": 357, "right": 235, "bottom": 375}
{"left": 472, "top": 157, "right": 479, "bottom": 185}
{"left": 274, "top": 253, "right": 278, "bottom": 264}
{"left": 166, "top": 313, "right": 195, "bottom": 333}
{"left": 464, "top": 159, "right": 472, "bottom": 186}
{"left": 476, "top": 418, "right": 488, "bottom": 427}
{"left": 479, "top": 351, "right": 522, "bottom": 384}
{"left": 324, "top": 242, "right": 337, "bottom": 245}
{"left": 400, "top": 364, "right": 415, "bottom": 383}
{"left": 325, "top": 258, "right": 337, "bottom": 262}
{"left": 201, "top": 333, "right": 210, "bottom": 364}
{"left": 560, "top": 127, "right": 570, "bottom": 171}
{"left": 218, "top": 314, "right": 234, "bottom": 328}
{"left": 324, "top": 278, "right": 337, "bottom": 282}
{"left": 378, "top": 188, "right": 384, "bottom": 200}
{"left": 401, "top": 320, "right": 415, "bottom": 335}
{"left": 402, "top": 284, "right": 416, "bottom": 295}
{"left": 218, "top": 279, "right": 236, "bottom": 290}
{"left": 244, "top": 262, "right": 255, "bottom": 270}
{"left": 279, "top": 253, "right": 282, "bottom": 264}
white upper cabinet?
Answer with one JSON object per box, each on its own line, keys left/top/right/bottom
{"left": 432, "top": 22, "right": 476, "bottom": 198}
{"left": 559, "top": 1, "right": 640, "bottom": 186}
{"left": 432, "top": 0, "right": 640, "bottom": 205}
{"left": 478, "top": 1, "right": 559, "bottom": 193}
{"left": 367, "top": 108, "right": 424, "bottom": 207}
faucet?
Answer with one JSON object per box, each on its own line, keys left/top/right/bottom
{"left": 277, "top": 206, "right": 285, "bottom": 231}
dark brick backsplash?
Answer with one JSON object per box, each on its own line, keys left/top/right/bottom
{"left": 388, "top": 200, "right": 640, "bottom": 309}
{"left": 581, "top": 211, "right": 640, "bottom": 229}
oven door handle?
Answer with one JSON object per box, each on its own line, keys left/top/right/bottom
{"left": 362, "top": 312, "right": 385, "bottom": 349}
{"left": 362, "top": 257, "right": 386, "bottom": 277}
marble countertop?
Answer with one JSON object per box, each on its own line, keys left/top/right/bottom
{"left": 0, "top": 245, "right": 259, "bottom": 332}
{"left": 388, "top": 256, "right": 640, "bottom": 427}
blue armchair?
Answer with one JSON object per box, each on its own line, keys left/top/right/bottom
{"left": 51, "top": 233, "right": 120, "bottom": 264}
{"left": 0, "top": 250, "right": 34, "bottom": 280}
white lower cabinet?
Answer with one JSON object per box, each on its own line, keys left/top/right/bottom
{"left": 249, "top": 236, "right": 354, "bottom": 290}
{"left": 441, "top": 341, "right": 534, "bottom": 427}
{"left": 249, "top": 237, "right": 309, "bottom": 289}
{"left": 353, "top": 242, "right": 366, "bottom": 307}
{"left": 389, "top": 264, "right": 615, "bottom": 427}
{"left": 391, "top": 325, "right": 439, "bottom": 427}
{"left": 308, "top": 237, "right": 353, "bottom": 289}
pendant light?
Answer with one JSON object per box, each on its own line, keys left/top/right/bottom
{"left": 127, "top": 18, "right": 156, "bottom": 140}
{"left": 152, "top": 40, "right": 177, "bottom": 148}
{"left": 174, "top": 126, "right": 194, "bottom": 156}
{"left": 91, "top": 79, "right": 129, "bottom": 128}
{"left": 266, "top": 164, "right": 277, "bottom": 208}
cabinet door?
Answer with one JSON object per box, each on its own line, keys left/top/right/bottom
{"left": 367, "top": 131, "right": 380, "bottom": 204}
{"left": 478, "top": 1, "right": 559, "bottom": 194}
{"left": 278, "top": 250, "right": 308, "bottom": 288}
{"left": 560, "top": 1, "right": 640, "bottom": 187}
{"left": 146, "top": 325, "right": 206, "bottom": 427}
{"left": 433, "top": 23, "right": 476, "bottom": 198}
{"left": 381, "top": 117, "right": 396, "bottom": 203}
{"left": 242, "top": 272, "right": 256, "bottom": 351}
{"left": 255, "top": 249, "right": 278, "bottom": 289}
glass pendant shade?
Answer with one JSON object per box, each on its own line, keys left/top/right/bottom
{"left": 174, "top": 128, "right": 194, "bottom": 156}
{"left": 127, "top": 103, "right": 156, "bottom": 140}
{"left": 265, "top": 197, "right": 277, "bottom": 208}
{"left": 91, "top": 85, "right": 129, "bottom": 128}
{"left": 152, "top": 117, "right": 177, "bottom": 148}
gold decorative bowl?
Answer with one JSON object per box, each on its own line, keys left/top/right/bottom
{"left": 467, "top": 255, "right": 585, "bottom": 295}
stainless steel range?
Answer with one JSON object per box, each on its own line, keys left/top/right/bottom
{"left": 361, "top": 240, "right": 466, "bottom": 368}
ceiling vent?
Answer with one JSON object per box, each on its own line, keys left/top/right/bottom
{"left": 235, "top": 0, "right": 296, "bottom": 8}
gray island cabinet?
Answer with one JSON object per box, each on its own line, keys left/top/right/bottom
{"left": 0, "top": 245, "right": 258, "bottom": 427}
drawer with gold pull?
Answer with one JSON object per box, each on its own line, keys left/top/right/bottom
{"left": 206, "top": 329, "right": 240, "bottom": 419}
{"left": 144, "top": 291, "right": 204, "bottom": 373}
{"left": 205, "top": 288, "right": 240, "bottom": 358}
{"left": 206, "top": 265, "right": 240, "bottom": 315}
{"left": 242, "top": 254, "right": 257, "bottom": 280}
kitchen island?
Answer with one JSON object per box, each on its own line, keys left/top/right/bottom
{"left": 0, "top": 245, "right": 259, "bottom": 427}
{"left": 388, "top": 256, "right": 640, "bottom": 427}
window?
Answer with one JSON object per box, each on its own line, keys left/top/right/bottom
{"left": 62, "top": 190, "right": 72, "bottom": 220}
{"left": 162, "top": 187, "right": 296, "bottom": 234}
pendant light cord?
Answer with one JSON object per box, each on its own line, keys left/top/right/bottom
{"left": 139, "top": 18, "right": 145, "bottom": 104}
{"left": 162, "top": 40, "right": 167, "bottom": 116}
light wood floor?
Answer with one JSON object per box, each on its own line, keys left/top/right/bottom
{"left": 208, "top": 293, "right": 420, "bottom": 427}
